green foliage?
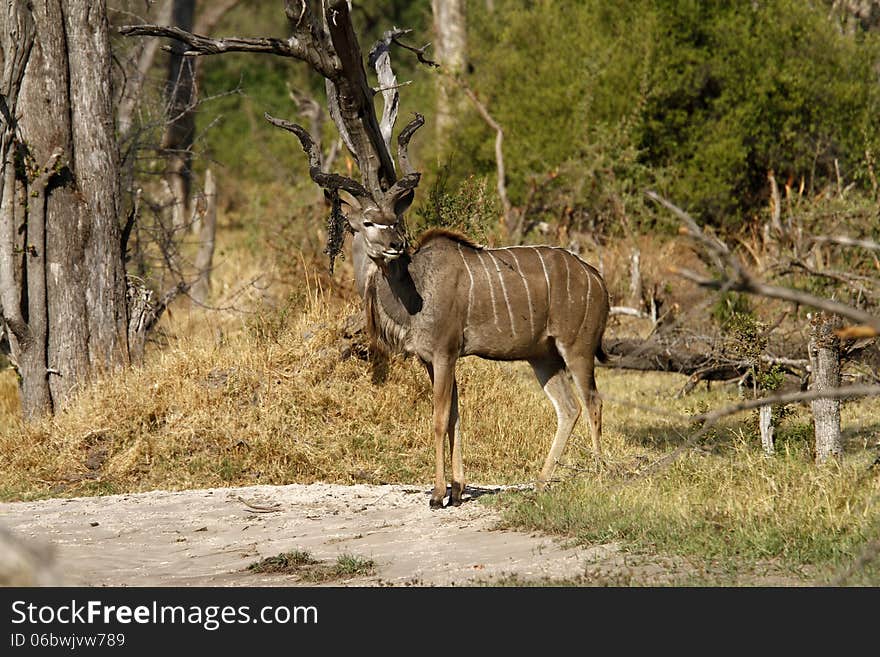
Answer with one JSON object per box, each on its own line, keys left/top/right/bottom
{"left": 710, "top": 291, "right": 752, "bottom": 328}
{"left": 711, "top": 295, "right": 789, "bottom": 397}
{"left": 756, "top": 364, "right": 786, "bottom": 394}
{"left": 186, "top": 1, "right": 880, "bottom": 234}
{"left": 456, "top": 0, "right": 880, "bottom": 230}
{"left": 413, "top": 161, "right": 499, "bottom": 243}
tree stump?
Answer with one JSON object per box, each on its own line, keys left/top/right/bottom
{"left": 809, "top": 312, "right": 843, "bottom": 464}
{"left": 759, "top": 405, "right": 775, "bottom": 456}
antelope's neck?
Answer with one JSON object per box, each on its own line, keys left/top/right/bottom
{"left": 352, "top": 232, "right": 372, "bottom": 299}
{"left": 353, "top": 233, "right": 422, "bottom": 354}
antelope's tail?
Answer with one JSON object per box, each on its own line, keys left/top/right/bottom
{"left": 594, "top": 292, "right": 610, "bottom": 363}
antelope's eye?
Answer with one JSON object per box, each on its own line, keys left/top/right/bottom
{"left": 362, "top": 220, "right": 374, "bottom": 228}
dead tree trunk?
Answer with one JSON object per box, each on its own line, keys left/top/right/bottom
{"left": 628, "top": 248, "right": 642, "bottom": 309}
{"left": 809, "top": 312, "right": 843, "bottom": 463}
{"left": 1, "top": 0, "right": 131, "bottom": 419}
{"left": 163, "top": 0, "right": 197, "bottom": 232}
{"left": 122, "top": 1, "right": 422, "bottom": 214}
{"left": 191, "top": 168, "right": 217, "bottom": 305}
{"left": 759, "top": 405, "right": 775, "bottom": 456}
{"left": 117, "top": 0, "right": 174, "bottom": 138}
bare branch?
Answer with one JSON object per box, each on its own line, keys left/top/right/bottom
{"left": 649, "top": 191, "right": 880, "bottom": 335}
{"left": 117, "top": 24, "right": 335, "bottom": 77}
{"left": 389, "top": 30, "right": 438, "bottom": 68}
{"left": 457, "top": 81, "right": 512, "bottom": 226}
{"left": 671, "top": 265, "right": 880, "bottom": 333}
{"left": 647, "top": 190, "right": 732, "bottom": 272}
{"left": 264, "top": 113, "right": 370, "bottom": 200}
{"left": 396, "top": 112, "right": 424, "bottom": 178}
{"left": 323, "top": 0, "right": 397, "bottom": 195}
{"left": 692, "top": 384, "right": 880, "bottom": 424}
{"left": 624, "top": 383, "right": 880, "bottom": 483}
{"left": 369, "top": 29, "right": 406, "bottom": 157}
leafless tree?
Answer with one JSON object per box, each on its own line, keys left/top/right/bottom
{"left": 121, "top": 0, "right": 432, "bottom": 270}
{"left": 160, "top": 0, "right": 241, "bottom": 233}
{"left": 647, "top": 191, "right": 880, "bottom": 463}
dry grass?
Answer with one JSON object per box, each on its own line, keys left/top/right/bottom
{"left": 0, "top": 283, "right": 664, "bottom": 498}
{"left": 0, "top": 369, "right": 18, "bottom": 421}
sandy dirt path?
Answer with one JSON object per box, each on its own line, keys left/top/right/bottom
{"left": 0, "top": 482, "right": 692, "bottom": 587}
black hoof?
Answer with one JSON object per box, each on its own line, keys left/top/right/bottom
{"left": 429, "top": 497, "right": 444, "bottom": 509}
{"left": 448, "top": 482, "right": 465, "bottom": 507}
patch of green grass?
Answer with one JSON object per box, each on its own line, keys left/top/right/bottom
{"left": 75, "top": 480, "right": 120, "bottom": 497}
{"left": 489, "top": 439, "right": 880, "bottom": 584}
{"left": 246, "top": 550, "right": 376, "bottom": 582}
{"left": 247, "top": 550, "right": 319, "bottom": 574}
{"left": 330, "top": 554, "right": 376, "bottom": 579}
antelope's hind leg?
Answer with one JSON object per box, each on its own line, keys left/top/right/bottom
{"left": 531, "top": 356, "right": 581, "bottom": 490}
{"left": 561, "top": 350, "right": 602, "bottom": 456}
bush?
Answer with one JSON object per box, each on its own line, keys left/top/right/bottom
{"left": 453, "top": 0, "right": 880, "bottom": 232}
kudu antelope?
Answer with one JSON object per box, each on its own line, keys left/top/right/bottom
{"left": 273, "top": 113, "right": 609, "bottom": 509}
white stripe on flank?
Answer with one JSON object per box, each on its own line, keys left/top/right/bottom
{"left": 457, "top": 243, "right": 475, "bottom": 326}
{"left": 563, "top": 253, "right": 571, "bottom": 301}
{"left": 534, "top": 247, "right": 551, "bottom": 303}
{"left": 574, "top": 258, "right": 594, "bottom": 332}
{"left": 488, "top": 251, "right": 517, "bottom": 336}
{"left": 507, "top": 249, "right": 535, "bottom": 335}
{"left": 475, "top": 250, "right": 500, "bottom": 329}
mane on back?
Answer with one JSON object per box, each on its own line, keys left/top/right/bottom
{"left": 412, "top": 227, "right": 483, "bottom": 252}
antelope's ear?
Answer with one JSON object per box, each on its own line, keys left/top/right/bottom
{"left": 338, "top": 189, "right": 362, "bottom": 212}
{"left": 393, "top": 189, "right": 415, "bottom": 217}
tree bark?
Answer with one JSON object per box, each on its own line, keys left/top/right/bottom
{"left": 1, "top": 0, "right": 130, "bottom": 419}
{"left": 629, "top": 248, "right": 642, "bottom": 308}
{"left": 431, "top": 0, "right": 466, "bottom": 144}
{"left": 163, "top": 0, "right": 197, "bottom": 232}
{"left": 759, "top": 405, "right": 775, "bottom": 456}
{"left": 191, "top": 168, "right": 217, "bottom": 305}
{"left": 809, "top": 312, "right": 843, "bottom": 464}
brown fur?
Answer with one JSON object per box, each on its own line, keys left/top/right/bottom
{"left": 412, "top": 228, "right": 483, "bottom": 252}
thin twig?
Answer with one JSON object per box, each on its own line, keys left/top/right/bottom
{"left": 456, "top": 80, "right": 512, "bottom": 226}
{"left": 812, "top": 235, "right": 880, "bottom": 252}
{"left": 236, "top": 496, "right": 282, "bottom": 513}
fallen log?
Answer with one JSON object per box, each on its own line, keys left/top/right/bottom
{"left": 604, "top": 337, "right": 751, "bottom": 378}
{"left": 601, "top": 336, "right": 811, "bottom": 396}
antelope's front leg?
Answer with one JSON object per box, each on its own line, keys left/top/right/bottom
{"left": 429, "top": 357, "right": 456, "bottom": 509}
{"left": 447, "top": 379, "right": 465, "bottom": 506}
